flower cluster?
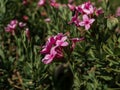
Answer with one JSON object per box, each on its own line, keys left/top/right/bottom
{"left": 5, "top": 20, "right": 18, "bottom": 35}
{"left": 5, "top": 19, "right": 30, "bottom": 40}
{"left": 69, "top": 1, "right": 103, "bottom": 30}
{"left": 40, "top": 33, "right": 69, "bottom": 64}
{"left": 40, "top": 33, "right": 85, "bottom": 64}
{"left": 38, "top": 0, "right": 66, "bottom": 8}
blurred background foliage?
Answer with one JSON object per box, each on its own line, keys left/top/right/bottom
{"left": 0, "top": 0, "right": 120, "bottom": 90}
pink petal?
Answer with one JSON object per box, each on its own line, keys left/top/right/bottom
{"left": 116, "top": 7, "right": 120, "bottom": 16}
{"left": 85, "top": 24, "right": 90, "bottom": 30}
{"left": 61, "top": 36, "right": 67, "bottom": 41}
{"left": 79, "top": 21, "right": 85, "bottom": 26}
{"left": 56, "top": 40, "right": 68, "bottom": 47}
{"left": 48, "top": 36, "right": 55, "bottom": 44}
{"left": 83, "top": 9, "right": 91, "bottom": 14}
{"left": 19, "top": 22, "right": 26, "bottom": 28}
{"left": 42, "top": 54, "right": 52, "bottom": 64}
{"left": 42, "top": 47, "right": 57, "bottom": 64}
{"left": 44, "top": 18, "right": 51, "bottom": 22}
{"left": 76, "top": 5, "right": 83, "bottom": 13}
{"left": 50, "top": 46, "right": 57, "bottom": 54}
{"left": 25, "top": 28, "right": 30, "bottom": 40}
{"left": 83, "top": 15, "right": 89, "bottom": 21}
{"left": 68, "top": 4, "right": 75, "bottom": 11}
{"left": 61, "top": 42, "right": 69, "bottom": 46}
{"left": 71, "top": 37, "right": 85, "bottom": 43}
{"left": 38, "top": 0, "right": 45, "bottom": 6}
{"left": 89, "top": 19, "right": 95, "bottom": 24}
{"left": 55, "top": 47, "right": 63, "bottom": 58}
{"left": 89, "top": 6, "right": 94, "bottom": 13}
{"left": 50, "top": 2, "right": 60, "bottom": 8}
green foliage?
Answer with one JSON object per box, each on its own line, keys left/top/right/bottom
{"left": 0, "top": 0, "right": 120, "bottom": 90}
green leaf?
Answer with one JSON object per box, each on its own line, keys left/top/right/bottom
{"left": 97, "top": 76, "right": 112, "bottom": 81}
{"left": 0, "top": 49, "right": 5, "bottom": 59}
{"left": 103, "top": 45, "right": 113, "bottom": 55}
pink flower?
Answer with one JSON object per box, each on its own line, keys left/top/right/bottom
{"left": 116, "top": 7, "right": 120, "bottom": 17}
{"left": 68, "top": 12, "right": 80, "bottom": 26}
{"left": 41, "top": 36, "right": 55, "bottom": 54}
{"left": 42, "top": 46, "right": 57, "bottom": 64}
{"left": 79, "top": 15, "right": 95, "bottom": 30}
{"left": 19, "top": 22, "right": 26, "bottom": 28}
{"left": 44, "top": 18, "right": 51, "bottom": 22}
{"left": 25, "top": 28, "right": 30, "bottom": 40}
{"left": 22, "top": 0, "right": 28, "bottom": 5}
{"left": 71, "top": 37, "right": 85, "bottom": 50}
{"left": 38, "top": 0, "right": 46, "bottom": 7}
{"left": 50, "top": 2, "right": 60, "bottom": 8}
{"left": 54, "top": 33, "right": 64, "bottom": 40}
{"left": 41, "top": 33, "right": 69, "bottom": 64}
{"left": 76, "top": 1, "right": 94, "bottom": 15}
{"left": 50, "top": 1, "right": 60, "bottom": 8}
{"left": 55, "top": 47, "right": 64, "bottom": 58}
{"left": 5, "top": 20, "right": 18, "bottom": 35}
{"left": 23, "top": 15, "right": 29, "bottom": 21}
{"left": 95, "top": 8, "right": 103, "bottom": 16}
{"left": 54, "top": 33, "right": 69, "bottom": 47}
{"left": 76, "top": 5, "right": 84, "bottom": 14}
{"left": 56, "top": 36, "right": 69, "bottom": 47}
{"left": 68, "top": 4, "right": 75, "bottom": 11}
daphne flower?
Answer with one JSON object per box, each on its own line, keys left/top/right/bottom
{"left": 76, "top": 1, "right": 94, "bottom": 15}
{"left": 54, "top": 33, "right": 64, "bottom": 40}
{"left": 5, "top": 20, "right": 18, "bottom": 35}
{"left": 41, "top": 36, "right": 55, "bottom": 54}
{"left": 42, "top": 46, "right": 57, "bottom": 64}
{"left": 79, "top": 15, "right": 95, "bottom": 30}
{"left": 95, "top": 8, "right": 103, "bottom": 16}
{"left": 25, "top": 28, "right": 30, "bottom": 40}
{"left": 19, "top": 22, "right": 26, "bottom": 28}
{"left": 55, "top": 47, "right": 64, "bottom": 58}
{"left": 38, "top": 0, "right": 46, "bottom": 7}
{"left": 23, "top": 15, "right": 29, "bottom": 21}
{"left": 68, "top": 12, "right": 80, "bottom": 26}
{"left": 68, "top": 4, "right": 75, "bottom": 11}
{"left": 41, "top": 33, "right": 69, "bottom": 64}
{"left": 44, "top": 18, "right": 51, "bottom": 22}
{"left": 54, "top": 33, "right": 68, "bottom": 47}
{"left": 22, "top": 0, "right": 28, "bottom": 5}
{"left": 116, "top": 7, "right": 120, "bottom": 17}
{"left": 50, "top": 2, "right": 60, "bottom": 8}
{"left": 76, "top": 5, "right": 84, "bottom": 14}
{"left": 56, "top": 36, "right": 69, "bottom": 47}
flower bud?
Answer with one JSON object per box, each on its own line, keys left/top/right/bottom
{"left": 107, "top": 16, "right": 119, "bottom": 30}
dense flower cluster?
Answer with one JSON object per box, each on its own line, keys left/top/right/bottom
{"left": 5, "top": 20, "right": 18, "bottom": 35}
{"left": 5, "top": 20, "right": 30, "bottom": 40}
{"left": 41, "top": 33, "right": 69, "bottom": 64}
{"left": 38, "top": 0, "right": 66, "bottom": 8}
{"left": 40, "top": 33, "right": 84, "bottom": 64}
{"left": 69, "top": 1, "right": 103, "bottom": 30}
